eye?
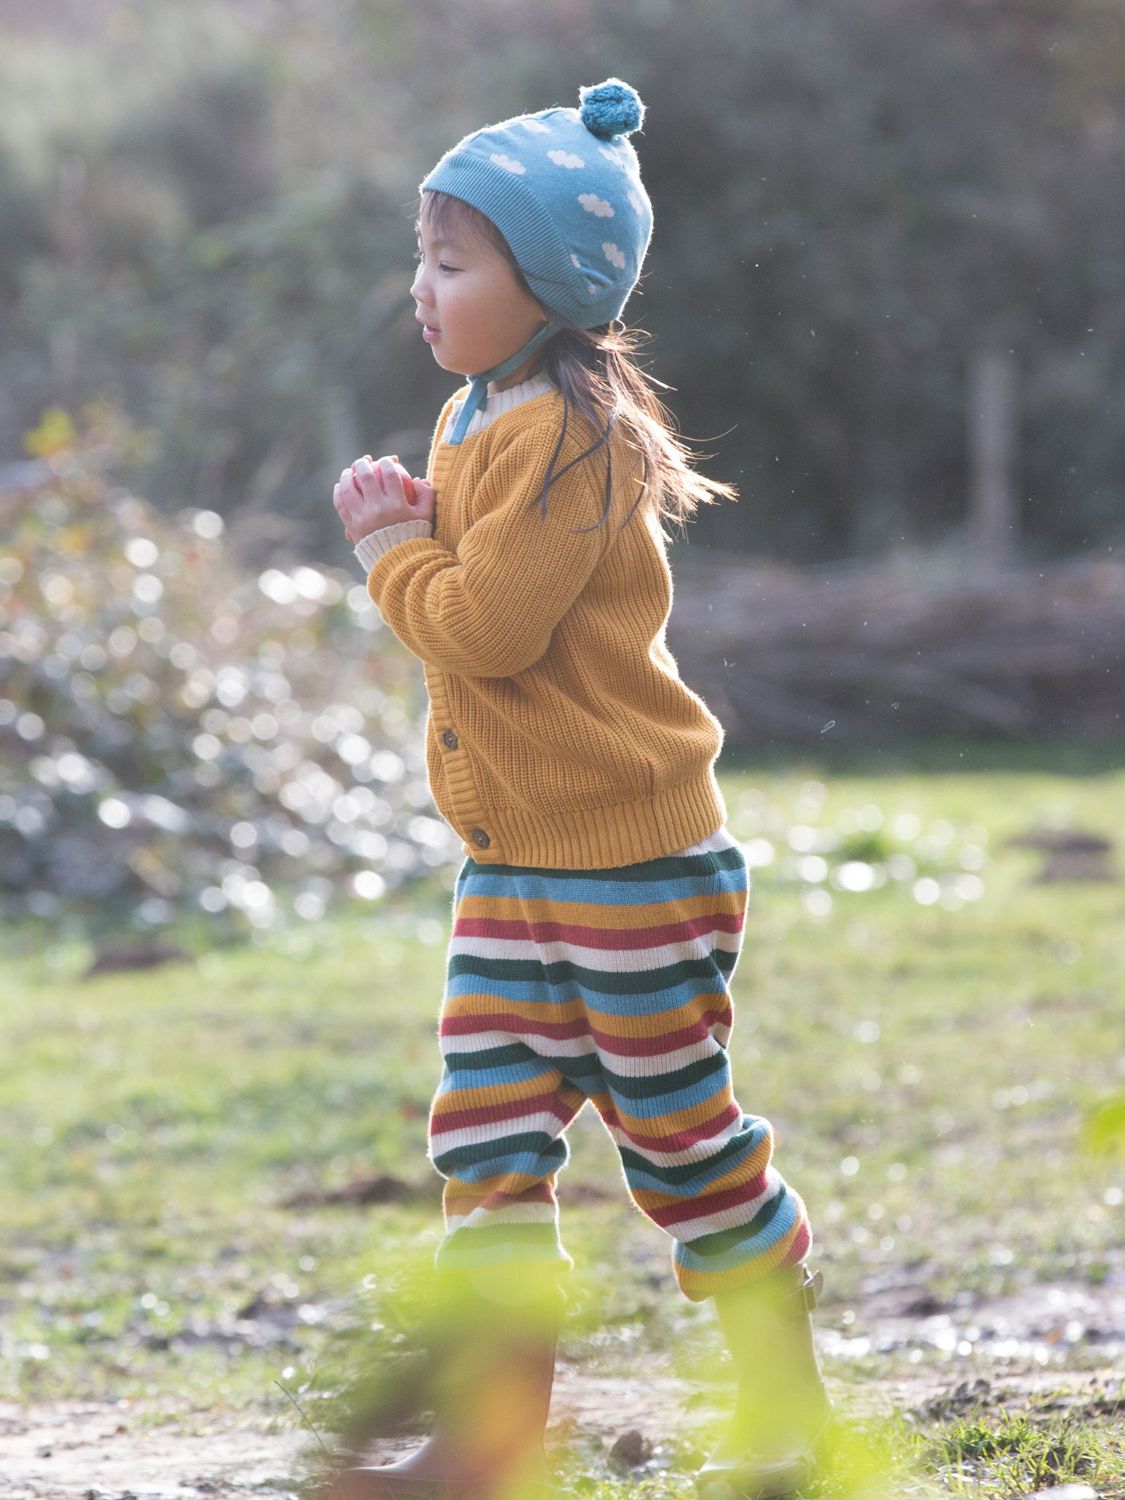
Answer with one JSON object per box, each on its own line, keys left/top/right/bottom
{"left": 414, "top": 246, "right": 459, "bottom": 274}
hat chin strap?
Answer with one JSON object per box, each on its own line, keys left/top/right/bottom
{"left": 447, "top": 320, "right": 559, "bottom": 446}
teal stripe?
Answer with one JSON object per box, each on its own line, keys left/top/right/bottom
{"left": 431, "top": 1132, "right": 568, "bottom": 1179}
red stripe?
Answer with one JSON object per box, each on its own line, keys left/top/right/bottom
{"left": 593, "top": 1011, "right": 732, "bottom": 1057}
{"left": 646, "top": 1172, "right": 769, "bottom": 1228}
{"left": 779, "top": 1221, "right": 811, "bottom": 1267}
{"left": 454, "top": 912, "right": 743, "bottom": 950}
{"left": 600, "top": 1098, "right": 742, "bottom": 1154}
{"left": 441, "top": 1011, "right": 590, "bottom": 1042}
{"left": 430, "top": 1089, "right": 572, "bottom": 1136}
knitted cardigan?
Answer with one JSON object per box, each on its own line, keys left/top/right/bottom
{"left": 358, "top": 383, "right": 727, "bottom": 868}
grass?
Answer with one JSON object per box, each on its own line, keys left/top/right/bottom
{"left": 1, "top": 738, "right": 1123, "bottom": 1497}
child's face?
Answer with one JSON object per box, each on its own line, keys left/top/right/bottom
{"left": 411, "top": 204, "right": 548, "bottom": 381}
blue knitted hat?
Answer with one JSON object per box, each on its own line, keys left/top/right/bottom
{"left": 420, "top": 78, "right": 653, "bottom": 332}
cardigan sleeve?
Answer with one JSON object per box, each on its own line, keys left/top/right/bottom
{"left": 353, "top": 518, "right": 434, "bottom": 571}
{"left": 365, "top": 423, "right": 630, "bottom": 678}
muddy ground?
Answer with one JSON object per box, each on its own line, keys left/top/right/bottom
{"left": 4, "top": 1279, "right": 1121, "bottom": 1500}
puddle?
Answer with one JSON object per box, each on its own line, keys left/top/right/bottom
{"left": 819, "top": 1278, "right": 1124, "bottom": 1371}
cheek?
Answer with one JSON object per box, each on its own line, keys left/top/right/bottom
{"left": 439, "top": 280, "right": 466, "bottom": 323}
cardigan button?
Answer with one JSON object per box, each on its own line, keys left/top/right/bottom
{"left": 442, "top": 729, "right": 459, "bottom": 750}
{"left": 470, "top": 828, "right": 490, "bottom": 849}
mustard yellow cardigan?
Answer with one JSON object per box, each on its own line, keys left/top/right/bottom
{"left": 363, "top": 388, "right": 727, "bottom": 867}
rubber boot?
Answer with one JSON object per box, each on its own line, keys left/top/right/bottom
{"left": 696, "top": 1264, "right": 831, "bottom": 1500}
{"left": 319, "top": 1280, "right": 562, "bottom": 1500}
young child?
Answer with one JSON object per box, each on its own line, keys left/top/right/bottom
{"left": 327, "top": 79, "right": 830, "bottom": 1500}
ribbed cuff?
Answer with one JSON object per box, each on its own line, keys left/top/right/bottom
{"left": 355, "top": 519, "right": 433, "bottom": 571}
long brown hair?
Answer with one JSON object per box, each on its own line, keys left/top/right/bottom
{"left": 416, "top": 190, "right": 738, "bottom": 539}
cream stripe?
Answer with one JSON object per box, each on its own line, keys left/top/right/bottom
{"left": 671, "top": 825, "right": 741, "bottom": 856}
{"left": 440, "top": 1028, "right": 726, "bottom": 1076}
{"left": 430, "top": 1111, "right": 570, "bottom": 1153}
{"left": 643, "top": 1177, "right": 781, "bottom": 1242}
{"left": 446, "top": 1202, "right": 558, "bottom": 1232}
{"left": 441, "top": 373, "right": 557, "bottom": 443}
{"left": 450, "top": 931, "right": 741, "bottom": 972}
{"left": 601, "top": 1118, "right": 751, "bottom": 1168}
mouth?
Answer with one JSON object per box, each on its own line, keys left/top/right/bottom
{"left": 417, "top": 318, "right": 440, "bottom": 342}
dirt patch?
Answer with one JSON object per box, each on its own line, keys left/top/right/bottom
{"left": 0, "top": 1400, "right": 306, "bottom": 1499}
{"left": 3, "top": 1280, "right": 1121, "bottom": 1499}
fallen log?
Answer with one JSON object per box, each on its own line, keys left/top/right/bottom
{"left": 667, "top": 552, "right": 1125, "bottom": 744}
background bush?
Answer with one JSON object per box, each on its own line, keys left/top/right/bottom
{"left": 0, "top": 405, "right": 456, "bottom": 940}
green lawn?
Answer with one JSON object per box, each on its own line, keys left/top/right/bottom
{"left": 1, "top": 740, "right": 1122, "bottom": 1497}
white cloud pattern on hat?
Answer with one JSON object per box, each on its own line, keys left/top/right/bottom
{"left": 603, "top": 241, "right": 626, "bottom": 269}
{"left": 548, "top": 149, "right": 585, "bottom": 169}
{"left": 579, "top": 193, "right": 615, "bottom": 218}
{"left": 490, "top": 152, "right": 527, "bottom": 174}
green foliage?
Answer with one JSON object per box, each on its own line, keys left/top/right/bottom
{"left": 930, "top": 1409, "right": 1115, "bottom": 1494}
{"left": 1083, "top": 1094, "right": 1125, "bottom": 1158}
{"left": 0, "top": 404, "right": 449, "bottom": 938}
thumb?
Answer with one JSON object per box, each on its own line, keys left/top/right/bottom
{"left": 412, "top": 478, "right": 436, "bottom": 518}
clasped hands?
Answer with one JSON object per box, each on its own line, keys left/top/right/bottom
{"left": 333, "top": 454, "right": 436, "bottom": 544}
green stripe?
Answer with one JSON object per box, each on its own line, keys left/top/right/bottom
{"left": 443, "top": 1044, "right": 730, "bottom": 1104}
{"left": 618, "top": 1132, "right": 752, "bottom": 1186}
{"left": 442, "top": 1042, "right": 550, "bottom": 1073}
{"left": 431, "top": 1131, "right": 567, "bottom": 1174}
{"left": 684, "top": 1186, "right": 788, "bottom": 1257}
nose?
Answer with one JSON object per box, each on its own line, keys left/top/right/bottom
{"left": 410, "top": 262, "right": 430, "bottom": 307}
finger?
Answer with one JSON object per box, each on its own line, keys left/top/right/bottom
{"left": 352, "top": 457, "right": 385, "bottom": 493}
{"left": 376, "top": 456, "right": 405, "bottom": 497}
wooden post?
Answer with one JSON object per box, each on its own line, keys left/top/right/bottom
{"left": 967, "top": 347, "right": 1019, "bottom": 571}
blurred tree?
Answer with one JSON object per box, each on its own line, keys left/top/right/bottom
{"left": 0, "top": 0, "right": 1121, "bottom": 566}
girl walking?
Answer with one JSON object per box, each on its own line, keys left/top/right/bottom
{"left": 327, "top": 79, "right": 829, "bottom": 1500}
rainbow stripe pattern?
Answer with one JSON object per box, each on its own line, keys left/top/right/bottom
{"left": 426, "top": 826, "right": 811, "bottom": 1301}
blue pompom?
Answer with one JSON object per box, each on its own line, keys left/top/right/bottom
{"left": 578, "top": 78, "right": 645, "bottom": 139}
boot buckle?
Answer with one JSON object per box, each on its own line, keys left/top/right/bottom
{"left": 793, "top": 1266, "right": 823, "bottom": 1313}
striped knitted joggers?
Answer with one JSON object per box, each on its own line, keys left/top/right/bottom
{"left": 427, "top": 826, "right": 812, "bottom": 1302}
